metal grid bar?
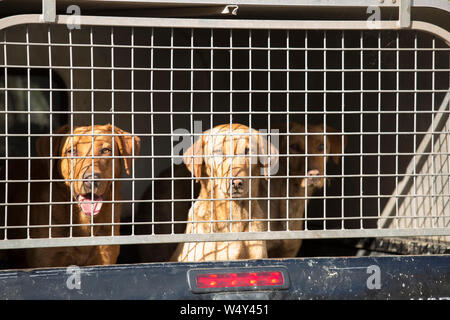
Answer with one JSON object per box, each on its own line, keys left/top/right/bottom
{"left": 0, "top": 16, "right": 449, "bottom": 252}
{"left": 1, "top": 228, "right": 449, "bottom": 250}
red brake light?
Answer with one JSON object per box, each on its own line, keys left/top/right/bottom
{"left": 196, "top": 271, "right": 284, "bottom": 289}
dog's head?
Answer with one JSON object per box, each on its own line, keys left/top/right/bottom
{"left": 183, "top": 124, "right": 279, "bottom": 198}
{"left": 280, "top": 122, "right": 347, "bottom": 189}
{"left": 36, "top": 124, "right": 141, "bottom": 216}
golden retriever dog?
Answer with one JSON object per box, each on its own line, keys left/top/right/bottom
{"left": 171, "top": 123, "right": 278, "bottom": 262}
{"left": 259, "top": 122, "right": 347, "bottom": 258}
{"left": 2, "top": 124, "right": 140, "bottom": 268}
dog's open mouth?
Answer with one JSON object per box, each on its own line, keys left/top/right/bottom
{"left": 77, "top": 194, "right": 104, "bottom": 216}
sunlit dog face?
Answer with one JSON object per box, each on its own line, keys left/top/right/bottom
{"left": 59, "top": 127, "right": 118, "bottom": 214}
{"left": 184, "top": 124, "right": 279, "bottom": 198}
{"left": 281, "top": 123, "right": 347, "bottom": 189}
{"left": 37, "top": 124, "right": 141, "bottom": 216}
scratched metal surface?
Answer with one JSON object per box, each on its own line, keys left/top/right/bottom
{"left": 0, "top": 255, "right": 448, "bottom": 300}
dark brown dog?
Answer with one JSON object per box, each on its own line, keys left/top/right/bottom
{"left": 259, "top": 122, "right": 347, "bottom": 258}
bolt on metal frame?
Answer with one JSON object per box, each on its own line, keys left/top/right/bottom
{"left": 0, "top": 5, "right": 449, "bottom": 250}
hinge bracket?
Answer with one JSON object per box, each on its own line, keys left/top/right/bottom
{"left": 41, "top": 0, "right": 56, "bottom": 23}
{"left": 398, "top": 0, "right": 411, "bottom": 28}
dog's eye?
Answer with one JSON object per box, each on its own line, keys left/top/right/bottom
{"left": 101, "top": 147, "right": 112, "bottom": 154}
{"left": 317, "top": 143, "right": 325, "bottom": 152}
{"left": 65, "top": 148, "right": 77, "bottom": 156}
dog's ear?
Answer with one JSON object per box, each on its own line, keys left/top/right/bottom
{"left": 257, "top": 133, "right": 279, "bottom": 179}
{"left": 36, "top": 124, "right": 71, "bottom": 173}
{"left": 113, "top": 126, "right": 141, "bottom": 176}
{"left": 325, "top": 125, "right": 347, "bottom": 164}
{"left": 183, "top": 135, "right": 204, "bottom": 182}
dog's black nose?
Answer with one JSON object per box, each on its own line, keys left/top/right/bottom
{"left": 82, "top": 172, "right": 101, "bottom": 193}
{"left": 232, "top": 179, "right": 244, "bottom": 189}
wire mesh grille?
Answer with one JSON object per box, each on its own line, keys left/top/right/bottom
{"left": 0, "top": 22, "right": 449, "bottom": 253}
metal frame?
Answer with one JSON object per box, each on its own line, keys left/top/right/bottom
{"left": 0, "top": 6, "right": 449, "bottom": 250}
{"left": 0, "top": 14, "right": 449, "bottom": 39}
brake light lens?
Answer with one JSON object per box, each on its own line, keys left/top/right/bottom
{"left": 196, "top": 271, "right": 284, "bottom": 289}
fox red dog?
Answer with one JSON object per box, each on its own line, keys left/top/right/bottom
{"left": 2, "top": 124, "right": 140, "bottom": 268}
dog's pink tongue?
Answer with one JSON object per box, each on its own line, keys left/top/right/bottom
{"left": 78, "top": 195, "right": 103, "bottom": 216}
